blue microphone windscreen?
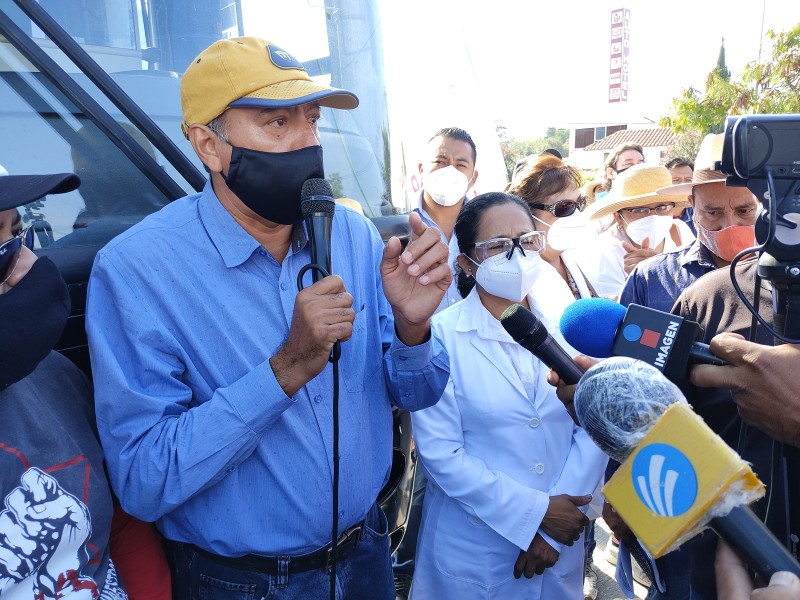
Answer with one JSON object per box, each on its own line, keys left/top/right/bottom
{"left": 559, "top": 297, "right": 626, "bottom": 358}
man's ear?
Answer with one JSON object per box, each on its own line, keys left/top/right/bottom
{"left": 418, "top": 162, "right": 424, "bottom": 177}
{"left": 688, "top": 194, "right": 696, "bottom": 209}
{"left": 187, "top": 124, "right": 227, "bottom": 174}
{"left": 612, "top": 211, "right": 625, "bottom": 229}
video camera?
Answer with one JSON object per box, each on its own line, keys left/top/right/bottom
{"left": 720, "top": 114, "right": 800, "bottom": 261}
{"left": 719, "top": 114, "right": 800, "bottom": 339}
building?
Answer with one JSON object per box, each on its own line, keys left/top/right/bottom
{"left": 568, "top": 125, "right": 675, "bottom": 171}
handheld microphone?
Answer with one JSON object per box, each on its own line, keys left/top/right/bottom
{"left": 500, "top": 303, "right": 585, "bottom": 385}
{"left": 574, "top": 357, "right": 800, "bottom": 581}
{"left": 560, "top": 298, "right": 727, "bottom": 381}
{"left": 300, "top": 178, "right": 339, "bottom": 360}
{"left": 301, "top": 178, "right": 335, "bottom": 283}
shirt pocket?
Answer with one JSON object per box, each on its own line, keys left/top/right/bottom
{"left": 342, "top": 302, "right": 377, "bottom": 393}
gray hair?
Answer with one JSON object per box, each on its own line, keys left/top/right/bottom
{"left": 206, "top": 114, "right": 229, "bottom": 143}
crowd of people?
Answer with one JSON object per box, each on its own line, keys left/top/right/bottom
{"left": 1, "top": 34, "right": 799, "bottom": 600}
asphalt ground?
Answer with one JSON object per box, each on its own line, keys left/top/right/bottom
{"left": 592, "top": 518, "right": 649, "bottom": 600}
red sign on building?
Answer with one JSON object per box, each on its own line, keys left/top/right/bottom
{"left": 609, "top": 8, "right": 630, "bottom": 103}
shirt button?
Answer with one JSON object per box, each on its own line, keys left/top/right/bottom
{"left": 398, "top": 355, "right": 408, "bottom": 362}
{"left": 314, "top": 395, "right": 322, "bottom": 403}
{"left": 534, "top": 463, "right": 545, "bottom": 474}
{"left": 258, "top": 249, "right": 267, "bottom": 256}
{"left": 280, "top": 282, "right": 287, "bottom": 291}
{"left": 529, "top": 418, "right": 540, "bottom": 428}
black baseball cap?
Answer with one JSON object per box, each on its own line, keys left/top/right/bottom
{"left": 0, "top": 173, "right": 80, "bottom": 211}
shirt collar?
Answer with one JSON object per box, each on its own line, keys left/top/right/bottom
{"left": 455, "top": 288, "right": 515, "bottom": 343}
{"left": 413, "top": 191, "right": 435, "bottom": 227}
{"left": 198, "top": 180, "right": 308, "bottom": 268}
{"left": 679, "top": 239, "right": 716, "bottom": 270}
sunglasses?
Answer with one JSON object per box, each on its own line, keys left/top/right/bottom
{"left": 528, "top": 196, "right": 587, "bottom": 218}
{"left": 0, "top": 226, "right": 34, "bottom": 285}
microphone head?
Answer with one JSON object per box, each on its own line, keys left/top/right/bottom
{"left": 301, "top": 178, "right": 335, "bottom": 217}
{"left": 574, "top": 356, "right": 686, "bottom": 463}
{"left": 500, "top": 303, "right": 548, "bottom": 346}
{"left": 560, "top": 297, "right": 626, "bottom": 358}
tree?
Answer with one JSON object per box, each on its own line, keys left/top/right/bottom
{"left": 715, "top": 37, "right": 731, "bottom": 80}
{"left": 661, "top": 23, "right": 800, "bottom": 147}
{"left": 496, "top": 123, "right": 570, "bottom": 180}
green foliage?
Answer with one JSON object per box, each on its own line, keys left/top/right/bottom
{"left": 328, "top": 172, "right": 344, "bottom": 198}
{"left": 661, "top": 23, "right": 800, "bottom": 148}
{"left": 662, "top": 131, "right": 703, "bottom": 166}
{"left": 496, "top": 124, "right": 570, "bottom": 180}
{"left": 715, "top": 38, "right": 731, "bottom": 80}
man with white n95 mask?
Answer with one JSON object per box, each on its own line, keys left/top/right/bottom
{"left": 414, "top": 127, "right": 479, "bottom": 313}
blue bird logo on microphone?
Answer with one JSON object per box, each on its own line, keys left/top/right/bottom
{"left": 631, "top": 443, "right": 698, "bottom": 517}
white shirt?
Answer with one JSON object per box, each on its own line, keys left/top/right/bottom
{"left": 574, "top": 219, "right": 695, "bottom": 300}
{"left": 410, "top": 289, "right": 608, "bottom": 599}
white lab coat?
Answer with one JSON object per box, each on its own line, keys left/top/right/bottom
{"left": 410, "top": 289, "right": 608, "bottom": 599}
{"left": 574, "top": 220, "right": 695, "bottom": 299}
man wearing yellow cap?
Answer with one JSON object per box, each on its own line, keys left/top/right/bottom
{"left": 86, "top": 37, "right": 451, "bottom": 599}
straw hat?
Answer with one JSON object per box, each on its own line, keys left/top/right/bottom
{"left": 584, "top": 164, "right": 690, "bottom": 220}
{"left": 582, "top": 179, "right": 604, "bottom": 206}
{"left": 657, "top": 133, "right": 726, "bottom": 196}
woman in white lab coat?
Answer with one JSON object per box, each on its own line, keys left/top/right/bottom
{"left": 410, "top": 192, "right": 608, "bottom": 599}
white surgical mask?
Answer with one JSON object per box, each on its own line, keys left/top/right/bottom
{"left": 622, "top": 214, "right": 674, "bottom": 246}
{"left": 424, "top": 166, "right": 471, "bottom": 206}
{"left": 470, "top": 248, "right": 542, "bottom": 302}
{"left": 533, "top": 213, "right": 589, "bottom": 252}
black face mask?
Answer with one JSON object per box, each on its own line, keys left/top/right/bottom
{"left": 222, "top": 145, "right": 325, "bottom": 225}
{"left": 0, "top": 257, "right": 70, "bottom": 391}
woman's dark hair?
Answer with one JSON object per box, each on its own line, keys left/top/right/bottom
{"left": 453, "top": 191, "right": 533, "bottom": 298}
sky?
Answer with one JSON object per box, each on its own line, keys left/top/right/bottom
{"left": 381, "top": 0, "right": 800, "bottom": 141}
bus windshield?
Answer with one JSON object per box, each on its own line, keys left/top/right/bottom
{"left": 0, "top": 0, "right": 393, "bottom": 253}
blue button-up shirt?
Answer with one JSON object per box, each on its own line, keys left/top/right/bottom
{"left": 87, "top": 182, "right": 449, "bottom": 556}
{"left": 619, "top": 239, "right": 717, "bottom": 312}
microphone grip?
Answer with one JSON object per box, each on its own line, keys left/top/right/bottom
{"left": 536, "top": 337, "right": 585, "bottom": 385}
{"left": 689, "top": 341, "right": 728, "bottom": 366}
{"left": 306, "top": 213, "right": 333, "bottom": 283}
{"left": 710, "top": 505, "right": 800, "bottom": 580}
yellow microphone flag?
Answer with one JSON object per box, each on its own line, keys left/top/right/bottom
{"left": 603, "top": 402, "right": 765, "bottom": 557}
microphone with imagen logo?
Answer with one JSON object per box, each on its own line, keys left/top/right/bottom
{"left": 559, "top": 298, "right": 727, "bottom": 381}
{"left": 574, "top": 357, "right": 800, "bottom": 582}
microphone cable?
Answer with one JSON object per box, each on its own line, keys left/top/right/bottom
{"left": 297, "top": 263, "right": 341, "bottom": 600}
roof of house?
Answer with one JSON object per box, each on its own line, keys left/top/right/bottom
{"left": 582, "top": 127, "right": 675, "bottom": 151}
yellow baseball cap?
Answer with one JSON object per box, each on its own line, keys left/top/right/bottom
{"left": 180, "top": 37, "right": 359, "bottom": 136}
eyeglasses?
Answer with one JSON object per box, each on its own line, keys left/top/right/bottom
{"left": 620, "top": 203, "right": 676, "bottom": 217}
{"left": 529, "top": 196, "right": 587, "bottom": 218}
{"left": 468, "top": 231, "right": 546, "bottom": 263}
{"left": 0, "top": 226, "right": 34, "bottom": 285}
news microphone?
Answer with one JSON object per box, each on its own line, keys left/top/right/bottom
{"left": 301, "top": 178, "right": 336, "bottom": 283}
{"left": 560, "top": 298, "right": 726, "bottom": 380}
{"left": 574, "top": 357, "right": 800, "bottom": 581}
{"left": 500, "top": 303, "right": 585, "bottom": 384}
